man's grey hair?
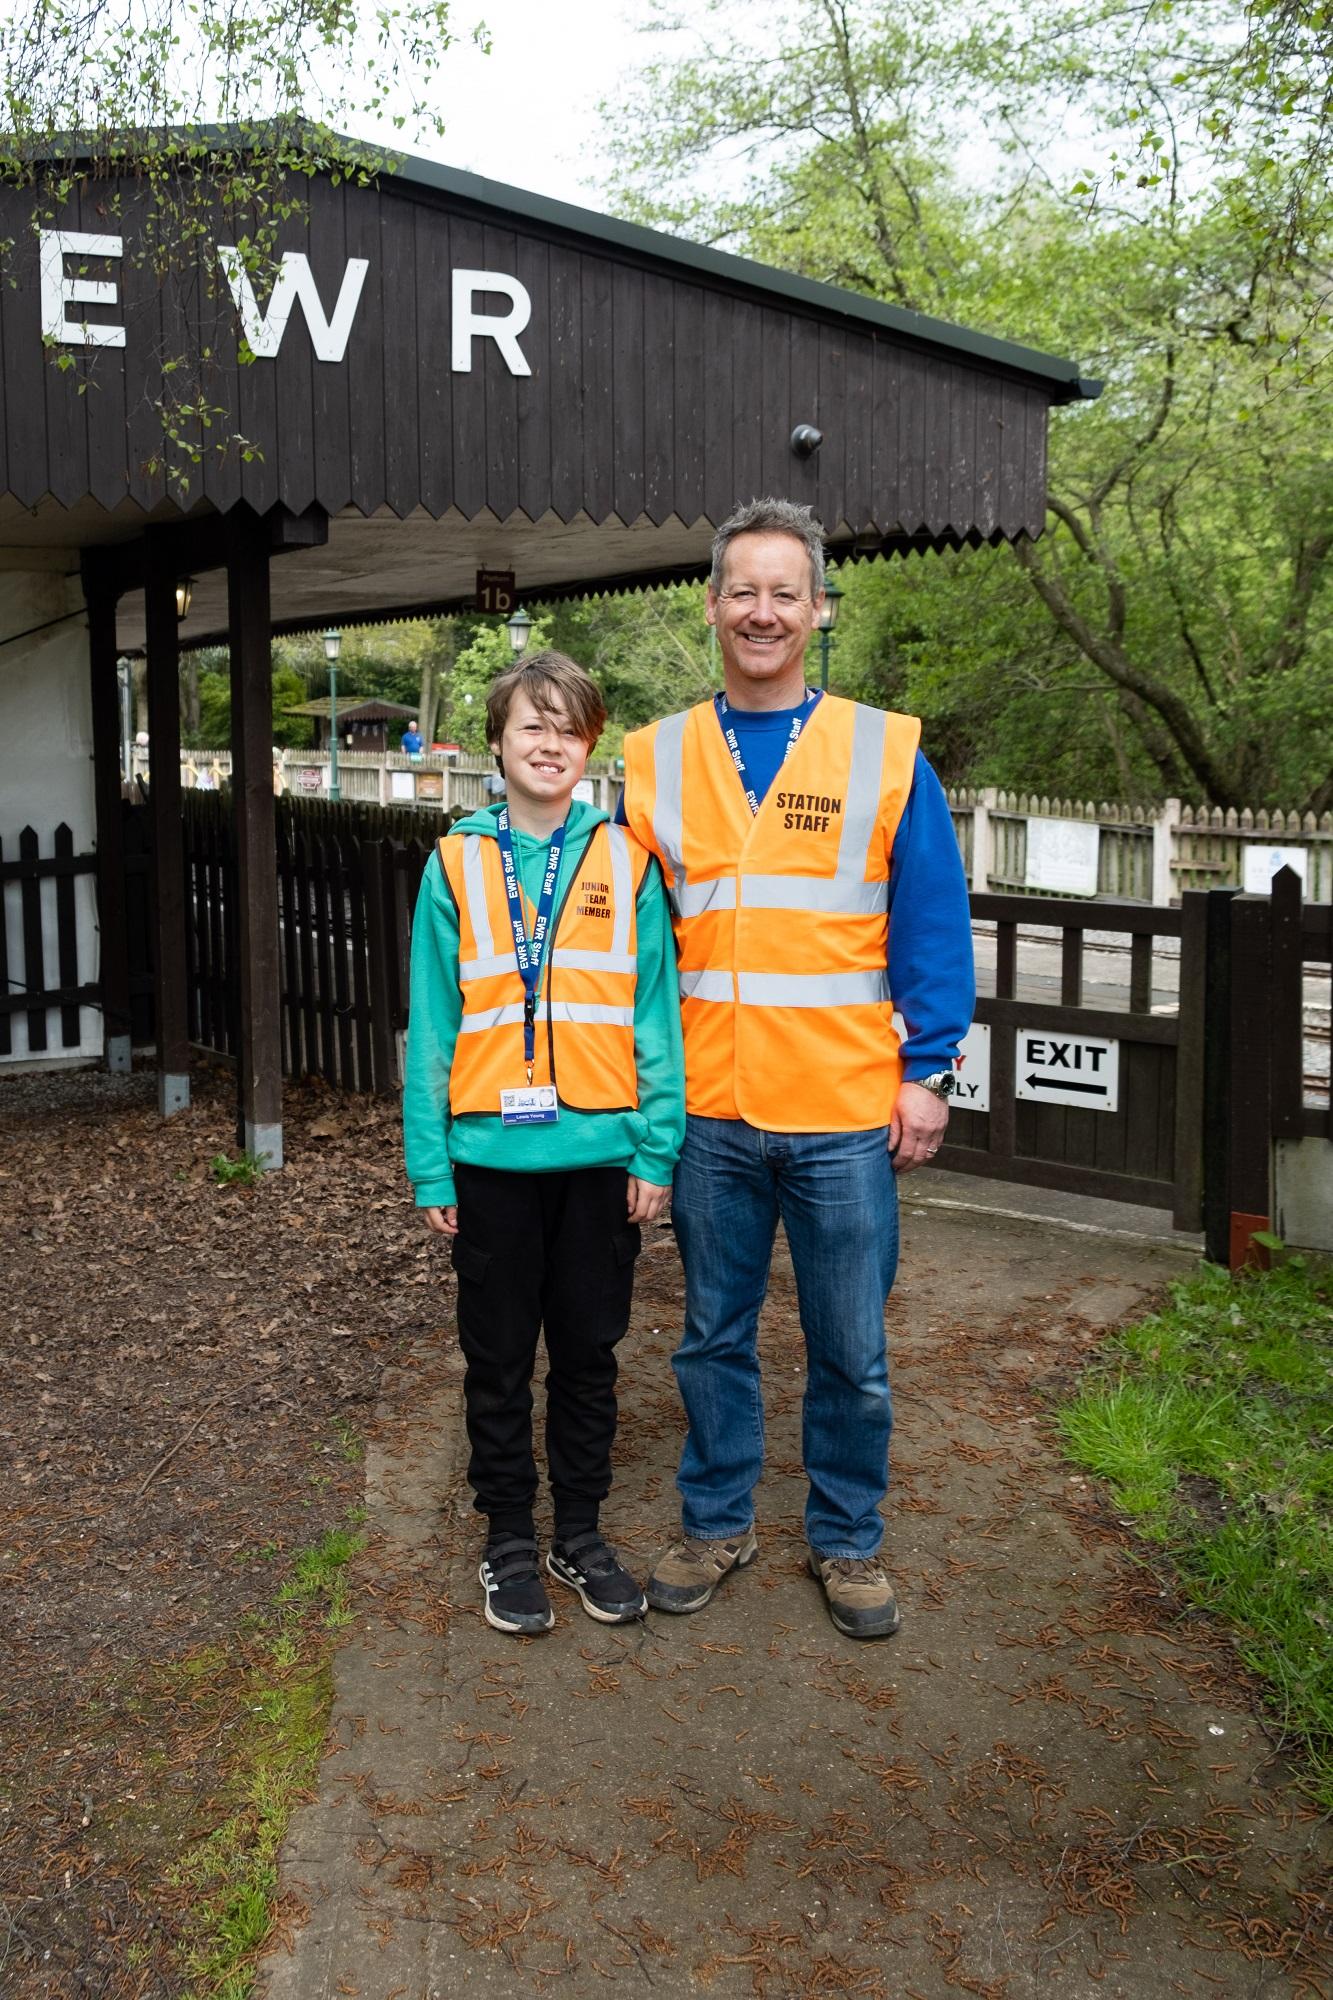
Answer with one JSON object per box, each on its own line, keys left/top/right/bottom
{"left": 710, "top": 498, "right": 827, "bottom": 599}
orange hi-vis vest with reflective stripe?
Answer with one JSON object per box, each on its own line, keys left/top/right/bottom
{"left": 437, "top": 821, "right": 650, "bottom": 1114}
{"left": 621, "top": 695, "right": 921, "bottom": 1131}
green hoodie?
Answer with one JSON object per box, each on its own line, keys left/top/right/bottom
{"left": 403, "top": 799, "right": 685, "bottom": 1209}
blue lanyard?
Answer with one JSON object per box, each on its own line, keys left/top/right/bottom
{"left": 715, "top": 688, "right": 822, "bottom": 816}
{"left": 495, "top": 806, "right": 565, "bottom": 1082}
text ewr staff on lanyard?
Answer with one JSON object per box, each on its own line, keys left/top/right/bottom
{"left": 495, "top": 803, "right": 564, "bottom": 1125}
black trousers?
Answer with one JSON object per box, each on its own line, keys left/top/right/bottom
{"left": 449, "top": 1162, "right": 641, "bottom": 1537}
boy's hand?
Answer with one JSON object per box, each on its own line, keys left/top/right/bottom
{"left": 626, "top": 1177, "right": 669, "bottom": 1224}
{"left": 422, "top": 1205, "right": 459, "bottom": 1236}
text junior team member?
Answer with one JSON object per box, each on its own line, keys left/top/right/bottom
{"left": 620, "top": 497, "right": 975, "bottom": 1641}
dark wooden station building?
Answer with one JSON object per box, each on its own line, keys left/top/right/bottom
{"left": 0, "top": 140, "right": 1099, "bottom": 1166}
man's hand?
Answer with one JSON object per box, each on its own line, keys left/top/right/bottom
{"left": 890, "top": 1081, "right": 949, "bottom": 1175}
{"left": 627, "top": 1177, "right": 670, "bottom": 1224}
{"left": 421, "top": 1204, "right": 459, "bottom": 1236}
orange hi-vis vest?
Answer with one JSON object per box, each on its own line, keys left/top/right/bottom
{"left": 621, "top": 695, "right": 921, "bottom": 1131}
{"left": 438, "top": 821, "right": 650, "bottom": 1114}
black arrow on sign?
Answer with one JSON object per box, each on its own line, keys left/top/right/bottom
{"left": 1025, "top": 1074, "right": 1108, "bottom": 1096}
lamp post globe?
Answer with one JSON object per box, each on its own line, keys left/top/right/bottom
{"left": 505, "top": 605, "right": 533, "bottom": 657}
{"left": 323, "top": 627, "right": 343, "bottom": 801}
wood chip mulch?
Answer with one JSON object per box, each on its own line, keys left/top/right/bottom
{"left": 0, "top": 1060, "right": 434, "bottom": 1999}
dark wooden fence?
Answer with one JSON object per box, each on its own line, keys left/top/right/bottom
{"left": 939, "top": 893, "right": 1206, "bottom": 1227}
{"left": 0, "top": 823, "right": 99, "bottom": 1056}
{"left": 112, "top": 811, "right": 1323, "bottom": 1264}
{"left": 176, "top": 792, "right": 434, "bottom": 1092}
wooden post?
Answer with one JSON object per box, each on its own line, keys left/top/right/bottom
{"left": 228, "top": 508, "right": 284, "bottom": 1168}
{"left": 1151, "top": 798, "right": 1179, "bottom": 908}
{"left": 85, "top": 577, "right": 132, "bottom": 1073}
{"left": 971, "top": 787, "right": 996, "bottom": 895}
{"left": 144, "top": 538, "right": 190, "bottom": 1114}
{"left": 1172, "top": 891, "right": 1208, "bottom": 1231}
{"left": 1227, "top": 894, "right": 1274, "bottom": 1270}
{"left": 1200, "top": 889, "right": 1235, "bottom": 1265}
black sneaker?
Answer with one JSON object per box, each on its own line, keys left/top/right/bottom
{"left": 479, "top": 1536, "right": 555, "bottom": 1635}
{"left": 547, "top": 1529, "right": 647, "bottom": 1624}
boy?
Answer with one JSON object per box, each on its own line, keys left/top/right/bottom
{"left": 404, "top": 652, "right": 684, "bottom": 1635}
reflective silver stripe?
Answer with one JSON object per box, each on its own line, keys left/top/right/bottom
{"left": 838, "top": 703, "right": 886, "bottom": 881}
{"left": 679, "top": 968, "right": 734, "bottom": 1003}
{"left": 677, "top": 877, "right": 737, "bottom": 917}
{"left": 740, "top": 875, "right": 888, "bottom": 915}
{"left": 459, "top": 954, "right": 517, "bottom": 982}
{"left": 737, "top": 970, "right": 889, "bottom": 1008}
{"left": 604, "top": 823, "right": 634, "bottom": 959}
{"left": 651, "top": 710, "right": 690, "bottom": 896}
{"left": 548, "top": 1002, "right": 634, "bottom": 1026}
{"left": 460, "top": 835, "right": 495, "bottom": 962}
{"left": 458, "top": 1004, "right": 528, "bottom": 1033}
{"left": 459, "top": 949, "right": 636, "bottom": 979}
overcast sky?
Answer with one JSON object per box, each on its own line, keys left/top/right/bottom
{"left": 389, "top": 0, "right": 667, "bottom": 212}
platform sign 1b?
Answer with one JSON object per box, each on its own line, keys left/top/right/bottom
{"left": 1015, "top": 1029, "right": 1119, "bottom": 1112}
{"left": 476, "top": 567, "right": 516, "bottom": 614}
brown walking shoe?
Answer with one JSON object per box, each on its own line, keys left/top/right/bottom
{"left": 645, "top": 1528, "right": 758, "bottom": 1614}
{"left": 808, "top": 1551, "right": 901, "bottom": 1640}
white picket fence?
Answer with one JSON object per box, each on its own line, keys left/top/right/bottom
{"left": 145, "top": 752, "right": 1332, "bottom": 906}
{"left": 948, "top": 788, "right": 1333, "bottom": 903}
{"left": 140, "top": 746, "right": 622, "bottom": 817}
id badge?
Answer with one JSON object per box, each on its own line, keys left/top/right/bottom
{"left": 500, "top": 1084, "right": 559, "bottom": 1127}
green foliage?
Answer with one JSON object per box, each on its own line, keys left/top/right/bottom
{"left": 1060, "top": 1256, "right": 1333, "bottom": 1805}
{"left": 602, "top": 0, "right": 1333, "bottom": 808}
{"left": 210, "top": 1150, "right": 266, "bottom": 1187}
{"left": 170, "top": 1520, "right": 364, "bottom": 1996}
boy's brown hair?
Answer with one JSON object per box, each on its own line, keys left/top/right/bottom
{"left": 485, "top": 651, "right": 607, "bottom": 763}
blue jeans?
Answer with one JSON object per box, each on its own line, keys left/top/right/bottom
{"left": 670, "top": 1115, "right": 899, "bottom": 1558}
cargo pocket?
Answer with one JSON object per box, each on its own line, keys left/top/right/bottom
{"left": 602, "top": 1223, "right": 642, "bottom": 1324}
{"left": 449, "top": 1235, "right": 492, "bottom": 1290}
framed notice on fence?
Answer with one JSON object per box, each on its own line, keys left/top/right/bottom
{"left": 1025, "top": 816, "right": 1100, "bottom": 896}
{"left": 294, "top": 765, "right": 321, "bottom": 793}
{"left": 1241, "top": 845, "right": 1308, "bottom": 894}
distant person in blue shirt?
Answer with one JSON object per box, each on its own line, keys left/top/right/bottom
{"left": 401, "top": 721, "right": 424, "bottom": 757}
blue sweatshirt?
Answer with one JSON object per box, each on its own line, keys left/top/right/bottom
{"left": 618, "top": 700, "right": 974, "bottom": 1079}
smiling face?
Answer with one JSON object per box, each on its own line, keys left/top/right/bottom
{"left": 490, "top": 690, "right": 592, "bottom": 832}
{"left": 707, "top": 530, "right": 825, "bottom": 709}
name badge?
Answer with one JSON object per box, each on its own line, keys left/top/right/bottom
{"left": 500, "top": 1084, "right": 559, "bottom": 1127}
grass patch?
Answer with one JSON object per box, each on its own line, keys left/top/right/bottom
{"left": 1059, "top": 1254, "right": 1333, "bottom": 1805}
{"left": 170, "top": 1523, "right": 366, "bottom": 1998}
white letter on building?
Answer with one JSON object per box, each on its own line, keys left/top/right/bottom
{"left": 39, "top": 231, "right": 126, "bottom": 348}
{"left": 451, "top": 269, "right": 532, "bottom": 376}
{"left": 217, "top": 248, "right": 370, "bottom": 362}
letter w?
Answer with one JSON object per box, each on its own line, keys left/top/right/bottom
{"left": 217, "top": 248, "right": 369, "bottom": 362}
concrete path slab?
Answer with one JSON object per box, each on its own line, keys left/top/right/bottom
{"left": 259, "top": 1202, "right": 1330, "bottom": 2000}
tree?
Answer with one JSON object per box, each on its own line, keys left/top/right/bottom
{"left": 602, "top": 0, "right": 1333, "bottom": 808}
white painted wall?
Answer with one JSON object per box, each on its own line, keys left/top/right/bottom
{"left": 0, "top": 570, "right": 102, "bottom": 1063}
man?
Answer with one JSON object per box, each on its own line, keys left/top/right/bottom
{"left": 401, "top": 719, "right": 424, "bottom": 757}
{"left": 620, "top": 497, "right": 974, "bottom": 1641}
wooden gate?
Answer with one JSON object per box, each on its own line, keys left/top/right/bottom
{"left": 939, "top": 892, "right": 1206, "bottom": 1228}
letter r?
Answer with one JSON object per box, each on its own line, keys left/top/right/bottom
{"left": 451, "top": 270, "right": 532, "bottom": 376}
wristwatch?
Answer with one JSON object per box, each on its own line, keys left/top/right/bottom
{"left": 910, "top": 1070, "right": 956, "bottom": 1100}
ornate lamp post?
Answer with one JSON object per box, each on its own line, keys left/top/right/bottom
{"left": 505, "top": 605, "right": 533, "bottom": 656}
{"left": 323, "top": 626, "right": 343, "bottom": 801}
{"left": 814, "top": 565, "right": 843, "bottom": 692}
